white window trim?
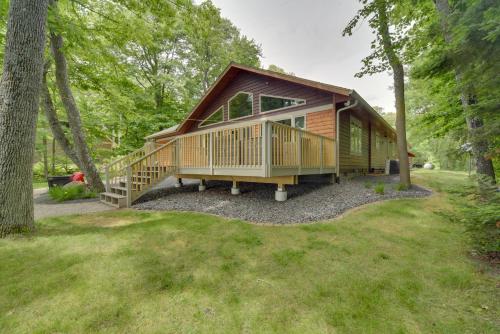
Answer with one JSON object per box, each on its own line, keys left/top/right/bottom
{"left": 350, "top": 115, "right": 363, "bottom": 156}
{"left": 228, "top": 91, "right": 254, "bottom": 120}
{"left": 199, "top": 106, "right": 224, "bottom": 128}
{"left": 259, "top": 94, "right": 306, "bottom": 114}
{"left": 264, "top": 113, "right": 307, "bottom": 129}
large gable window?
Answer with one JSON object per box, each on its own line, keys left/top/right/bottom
{"left": 229, "top": 92, "right": 253, "bottom": 119}
{"left": 350, "top": 116, "right": 362, "bottom": 155}
{"left": 260, "top": 95, "right": 305, "bottom": 113}
{"left": 200, "top": 107, "right": 223, "bottom": 127}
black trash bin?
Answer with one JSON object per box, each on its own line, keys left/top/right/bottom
{"left": 47, "top": 175, "right": 71, "bottom": 188}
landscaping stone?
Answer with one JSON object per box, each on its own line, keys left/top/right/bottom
{"left": 133, "top": 175, "right": 432, "bottom": 224}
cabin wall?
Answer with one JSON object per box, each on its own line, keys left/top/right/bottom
{"left": 306, "top": 109, "right": 335, "bottom": 138}
{"left": 370, "top": 126, "right": 387, "bottom": 170}
{"left": 190, "top": 71, "right": 335, "bottom": 132}
{"left": 338, "top": 109, "right": 370, "bottom": 173}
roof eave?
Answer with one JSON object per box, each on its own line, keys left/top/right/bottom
{"left": 349, "top": 90, "right": 396, "bottom": 135}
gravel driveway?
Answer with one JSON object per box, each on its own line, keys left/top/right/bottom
{"left": 134, "top": 175, "right": 431, "bottom": 224}
{"left": 34, "top": 188, "right": 113, "bottom": 220}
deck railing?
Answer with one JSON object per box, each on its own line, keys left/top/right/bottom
{"left": 175, "top": 120, "right": 335, "bottom": 177}
{"left": 104, "top": 119, "right": 336, "bottom": 203}
{"left": 270, "top": 122, "right": 335, "bottom": 172}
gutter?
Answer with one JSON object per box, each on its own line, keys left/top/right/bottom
{"left": 335, "top": 99, "right": 359, "bottom": 180}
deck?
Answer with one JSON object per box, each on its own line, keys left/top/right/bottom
{"left": 103, "top": 120, "right": 336, "bottom": 206}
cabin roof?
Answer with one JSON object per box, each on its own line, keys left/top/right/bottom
{"left": 145, "top": 124, "right": 178, "bottom": 140}
{"left": 147, "top": 62, "right": 395, "bottom": 139}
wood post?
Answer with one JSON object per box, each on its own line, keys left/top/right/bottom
{"left": 105, "top": 166, "right": 110, "bottom": 192}
{"left": 126, "top": 166, "right": 132, "bottom": 207}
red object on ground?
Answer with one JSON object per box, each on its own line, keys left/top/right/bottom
{"left": 71, "top": 172, "right": 85, "bottom": 182}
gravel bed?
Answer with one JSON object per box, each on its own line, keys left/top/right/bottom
{"left": 133, "top": 175, "right": 431, "bottom": 224}
{"left": 34, "top": 188, "right": 113, "bottom": 220}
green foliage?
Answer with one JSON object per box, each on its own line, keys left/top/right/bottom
{"left": 364, "top": 180, "right": 372, "bottom": 189}
{"left": 374, "top": 182, "right": 385, "bottom": 194}
{"left": 394, "top": 183, "right": 408, "bottom": 191}
{"left": 48, "top": 184, "right": 96, "bottom": 202}
{"left": 24, "top": 0, "right": 262, "bottom": 166}
{"left": 407, "top": 0, "right": 500, "bottom": 172}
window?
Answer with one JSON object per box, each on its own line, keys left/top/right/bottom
{"left": 294, "top": 116, "right": 305, "bottom": 129}
{"left": 260, "top": 95, "right": 305, "bottom": 113}
{"left": 229, "top": 92, "right": 253, "bottom": 119}
{"left": 199, "top": 107, "right": 223, "bottom": 127}
{"left": 350, "top": 116, "right": 362, "bottom": 155}
{"left": 375, "top": 132, "right": 384, "bottom": 151}
{"left": 276, "top": 118, "right": 292, "bottom": 126}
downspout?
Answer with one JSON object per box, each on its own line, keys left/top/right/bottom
{"left": 335, "top": 99, "right": 358, "bottom": 181}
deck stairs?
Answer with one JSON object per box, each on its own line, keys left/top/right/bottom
{"left": 100, "top": 140, "right": 177, "bottom": 208}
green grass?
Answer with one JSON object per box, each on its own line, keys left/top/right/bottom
{"left": 33, "top": 181, "right": 48, "bottom": 189}
{"left": 0, "top": 171, "right": 498, "bottom": 333}
{"left": 374, "top": 182, "right": 385, "bottom": 194}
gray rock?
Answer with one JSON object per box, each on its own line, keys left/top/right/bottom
{"left": 133, "top": 175, "right": 431, "bottom": 224}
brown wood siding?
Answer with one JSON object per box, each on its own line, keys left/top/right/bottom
{"left": 188, "top": 71, "right": 334, "bottom": 133}
{"left": 370, "top": 125, "right": 388, "bottom": 170}
{"left": 338, "top": 109, "right": 369, "bottom": 172}
{"left": 306, "top": 109, "right": 335, "bottom": 138}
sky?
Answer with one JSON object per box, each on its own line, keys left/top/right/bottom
{"left": 198, "top": 0, "right": 395, "bottom": 113}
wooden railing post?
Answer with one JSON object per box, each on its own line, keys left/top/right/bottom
{"left": 298, "top": 130, "right": 302, "bottom": 174}
{"left": 105, "top": 166, "right": 110, "bottom": 192}
{"left": 320, "top": 137, "right": 324, "bottom": 173}
{"left": 126, "top": 166, "right": 132, "bottom": 207}
{"left": 261, "top": 121, "right": 270, "bottom": 177}
{"left": 209, "top": 131, "right": 214, "bottom": 175}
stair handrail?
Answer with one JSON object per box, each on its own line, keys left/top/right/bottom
{"left": 127, "top": 139, "right": 178, "bottom": 205}
{"left": 128, "top": 139, "right": 177, "bottom": 167}
{"left": 104, "top": 145, "right": 148, "bottom": 192}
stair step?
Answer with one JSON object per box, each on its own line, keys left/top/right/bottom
{"left": 110, "top": 186, "right": 127, "bottom": 196}
{"left": 100, "top": 192, "right": 127, "bottom": 208}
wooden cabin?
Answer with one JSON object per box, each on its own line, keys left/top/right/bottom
{"left": 101, "top": 63, "right": 397, "bottom": 207}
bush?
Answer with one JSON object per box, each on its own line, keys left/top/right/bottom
{"left": 374, "top": 183, "right": 385, "bottom": 195}
{"left": 48, "top": 184, "right": 96, "bottom": 202}
{"left": 364, "top": 181, "right": 372, "bottom": 189}
{"left": 394, "top": 183, "right": 409, "bottom": 191}
{"left": 452, "top": 194, "right": 500, "bottom": 255}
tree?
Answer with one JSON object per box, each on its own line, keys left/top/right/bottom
{"left": 49, "top": 31, "right": 105, "bottom": 192}
{"left": 343, "top": 0, "right": 415, "bottom": 187}
{"left": 0, "top": 0, "right": 50, "bottom": 236}
{"left": 432, "top": 0, "right": 497, "bottom": 191}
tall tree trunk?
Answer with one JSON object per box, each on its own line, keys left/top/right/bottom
{"left": 41, "top": 61, "right": 82, "bottom": 169}
{"left": 0, "top": 0, "right": 50, "bottom": 237}
{"left": 433, "top": 0, "right": 496, "bottom": 190}
{"left": 42, "top": 135, "right": 49, "bottom": 179}
{"left": 49, "top": 33, "right": 104, "bottom": 192}
{"left": 376, "top": 0, "right": 411, "bottom": 187}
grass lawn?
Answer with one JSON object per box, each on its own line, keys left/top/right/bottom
{"left": 1, "top": 171, "right": 498, "bottom": 333}
{"left": 33, "top": 181, "right": 48, "bottom": 189}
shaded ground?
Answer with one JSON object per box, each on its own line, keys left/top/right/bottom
{"left": 34, "top": 188, "right": 113, "bottom": 220}
{"left": 134, "top": 174, "right": 431, "bottom": 224}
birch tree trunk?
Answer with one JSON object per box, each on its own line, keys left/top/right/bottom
{"left": 49, "top": 33, "right": 105, "bottom": 192}
{"left": 0, "top": 0, "right": 50, "bottom": 237}
{"left": 376, "top": 0, "right": 411, "bottom": 187}
{"left": 434, "top": 0, "right": 496, "bottom": 190}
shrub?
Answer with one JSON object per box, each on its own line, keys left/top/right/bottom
{"left": 364, "top": 181, "right": 372, "bottom": 189}
{"left": 48, "top": 184, "right": 96, "bottom": 202}
{"left": 374, "top": 183, "right": 385, "bottom": 195}
{"left": 394, "top": 183, "right": 409, "bottom": 191}
{"left": 450, "top": 193, "right": 500, "bottom": 255}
